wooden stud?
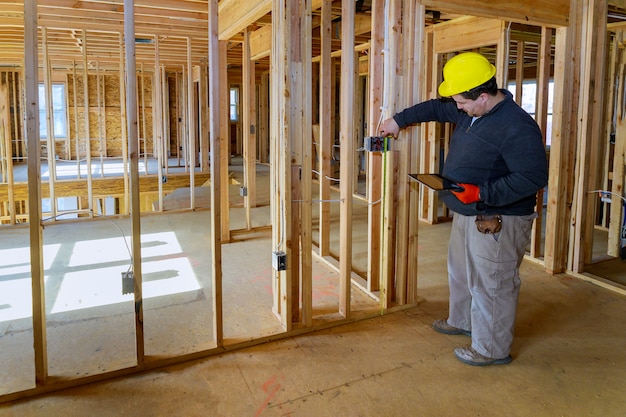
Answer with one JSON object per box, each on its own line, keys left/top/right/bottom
{"left": 530, "top": 26, "right": 553, "bottom": 258}
{"left": 187, "top": 37, "right": 196, "bottom": 209}
{"left": 25, "top": 0, "right": 48, "bottom": 385}
{"left": 81, "top": 29, "right": 93, "bottom": 214}
{"left": 420, "top": 32, "right": 439, "bottom": 225}
{"left": 96, "top": 62, "right": 105, "bottom": 177}
{"left": 118, "top": 33, "right": 129, "bottom": 215}
{"left": 270, "top": 0, "right": 295, "bottom": 329}
{"left": 124, "top": 0, "right": 145, "bottom": 365}
{"left": 608, "top": 30, "right": 625, "bottom": 256}
{"left": 380, "top": 0, "right": 402, "bottom": 309}
{"left": 0, "top": 75, "right": 15, "bottom": 224}
{"left": 199, "top": 60, "right": 209, "bottom": 172}
{"left": 140, "top": 64, "right": 148, "bottom": 174}
{"left": 300, "top": 0, "right": 313, "bottom": 327}
{"left": 544, "top": 22, "right": 579, "bottom": 273}
{"left": 42, "top": 26, "right": 57, "bottom": 218}
{"left": 154, "top": 36, "right": 164, "bottom": 212}
{"left": 71, "top": 62, "right": 80, "bottom": 176}
{"left": 243, "top": 28, "right": 257, "bottom": 230}
{"left": 208, "top": 0, "right": 224, "bottom": 347}
{"left": 219, "top": 40, "right": 231, "bottom": 244}
{"left": 403, "top": 2, "right": 425, "bottom": 304}
{"left": 571, "top": 0, "right": 608, "bottom": 272}
{"left": 514, "top": 41, "right": 525, "bottom": 105}
{"left": 318, "top": 0, "right": 332, "bottom": 258}
{"left": 258, "top": 71, "right": 270, "bottom": 164}
{"left": 339, "top": 0, "right": 356, "bottom": 317}
{"left": 162, "top": 65, "right": 170, "bottom": 175}
{"left": 366, "top": 0, "right": 383, "bottom": 292}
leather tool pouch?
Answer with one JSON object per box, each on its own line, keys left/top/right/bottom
{"left": 475, "top": 214, "right": 502, "bottom": 234}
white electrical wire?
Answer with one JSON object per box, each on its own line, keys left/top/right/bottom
{"left": 41, "top": 209, "right": 133, "bottom": 274}
{"left": 589, "top": 189, "right": 626, "bottom": 203}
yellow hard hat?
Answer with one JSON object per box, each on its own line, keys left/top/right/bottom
{"left": 438, "top": 52, "right": 497, "bottom": 97}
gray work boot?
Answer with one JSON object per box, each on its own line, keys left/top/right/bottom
{"left": 432, "top": 319, "right": 471, "bottom": 336}
{"left": 454, "top": 346, "right": 513, "bottom": 366}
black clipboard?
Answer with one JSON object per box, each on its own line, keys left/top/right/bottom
{"left": 408, "top": 173, "right": 463, "bottom": 191}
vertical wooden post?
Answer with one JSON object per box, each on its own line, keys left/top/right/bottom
{"left": 259, "top": 71, "right": 269, "bottom": 164}
{"left": 199, "top": 60, "right": 209, "bottom": 171}
{"left": 119, "top": 33, "right": 129, "bottom": 215}
{"left": 318, "top": 0, "right": 332, "bottom": 257}
{"left": 380, "top": 0, "right": 401, "bottom": 309}
{"left": 96, "top": 62, "right": 105, "bottom": 177}
{"left": 300, "top": 0, "right": 313, "bottom": 327}
{"left": 208, "top": 0, "right": 224, "bottom": 346}
{"left": 531, "top": 26, "right": 553, "bottom": 258}
{"left": 81, "top": 29, "right": 93, "bottom": 214}
{"left": 392, "top": 0, "right": 419, "bottom": 305}
{"left": 339, "top": 0, "right": 356, "bottom": 317}
{"left": 366, "top": 0, "right": 383, "bottom": 292}
{"left": 420, "top": 33, "right": 439, "bottom": 224}
{"left": 124, "top": 0, "right": 145, "bottom": 365}
{"left": 609, "top": 31, "right": 626, "bottom": 257}
{"left": 243, "top": 28, "right": 257, "bottom": 230}
{"left": 140, "top": 64, "right": 148, "bottom": 174}
{"left": 570, "top": 0, "right": 607, "bottom": 271}
{"left": 25, "top": 0, "right": 48, "bottom": 385}
{"left": 514, "top": 41, "right": 525, "bottom": 105}
{"left": 271, "top": 0, "right": 294, "bottom": 329}
{"left": 187, "top": 37, "right": 196, "bottom": 209}
{"left": 545, "top": 16, "right": 580, "bottom": 273}
{"left": 154, "top": 36, "right": 164, "bottom": 212}
{"left": 496, "top": 21, "right": 510, "bottom": 87}
{"left": 402, "top": 2, "right": 424, "bottom": 304}
{"left": 219, "top": 40, "right": 230, "bottom": 243}
{"left": 0, "top": 76, "right": 15, "bottom": 224}
{"left": 42, "top": 26, "right": 57, "bottom": 218}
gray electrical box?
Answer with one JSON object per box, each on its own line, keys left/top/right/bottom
{"left": 121, "top": 271, "right": 134, "bottom": 295}
{"left": 272, "top": 251, "right": 287, "bottom": 271}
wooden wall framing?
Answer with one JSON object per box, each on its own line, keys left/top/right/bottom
{"left": 2, "top": 0, "right": 624, "bottom": 403}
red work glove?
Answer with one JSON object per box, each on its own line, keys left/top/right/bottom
{"left": 452, "top": 183, "right": 480, "bottom": 204}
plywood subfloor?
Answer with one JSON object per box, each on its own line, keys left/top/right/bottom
{"left": 1, "top": 220, "right": 625, "bottom": 416}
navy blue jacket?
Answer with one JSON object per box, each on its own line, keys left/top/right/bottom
{"left": 393, "top": 90, "right": 548, "bottom": 216}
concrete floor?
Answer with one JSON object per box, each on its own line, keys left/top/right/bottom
{"left": 0, "top": 216, "right": 625, "bottom": 416}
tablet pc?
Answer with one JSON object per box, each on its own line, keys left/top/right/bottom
{"left": 408, "top": 173, "right": 463, "bottom": 191}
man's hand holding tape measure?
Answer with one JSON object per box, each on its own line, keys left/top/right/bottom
{"left": 379, "top": 118, "right": 400, "bottom": 139}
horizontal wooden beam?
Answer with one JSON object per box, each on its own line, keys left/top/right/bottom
{"left": 430, "top": 16, "right": 504, "bottom": 53}
{"left": 0, "top": 172, "right": 210, "bottom": 201}
{"left": 420, "top": 0, "right": 569, "bottom": 27}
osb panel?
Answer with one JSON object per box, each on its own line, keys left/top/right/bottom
{"left": 103, "top": 74, "right": 121, "bottom": 107}
{"left": 66, "top": 73, "right": 152, "bottom": 160}
{"left": 168, "top": 73, "right": 180, "bottom": 157}
{"left": 138, "top": 74, "right": 153, "bottom": 108}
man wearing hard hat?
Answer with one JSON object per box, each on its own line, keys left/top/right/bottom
{"left": 380, "top": 52, "right": 548, "bottom": 366}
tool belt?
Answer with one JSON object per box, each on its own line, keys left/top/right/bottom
{"left": 475, "top": 214, "right": 502, "bottom": 234}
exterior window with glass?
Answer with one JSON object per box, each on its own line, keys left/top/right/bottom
{"left": 507, "top": 80, "right": 554, "bottom": 147}
{"left": 229, "top": 86, "right": 239, "bottom": 122}
{"left": 38, "top": 83, "right": 68, "bottom": 139}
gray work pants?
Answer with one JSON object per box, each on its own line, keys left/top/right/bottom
{"left": 446, "top": 212, "right": 536, "bottom": 359}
